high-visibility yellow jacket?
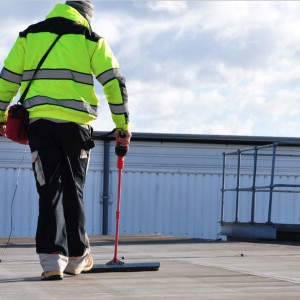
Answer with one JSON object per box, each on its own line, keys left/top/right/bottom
{"left": 0, "top": 4, "right": 129, "bottom": 130}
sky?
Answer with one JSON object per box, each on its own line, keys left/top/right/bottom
{"left": 1, "top": 1, "right": 300, "bottom": 138}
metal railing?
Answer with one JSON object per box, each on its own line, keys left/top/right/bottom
{"left": 221, "top": 142, "right": 300, "bottom": 224}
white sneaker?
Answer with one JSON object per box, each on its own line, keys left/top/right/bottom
{"left": 64, "top": 251, "right": 93, "bottom": 275}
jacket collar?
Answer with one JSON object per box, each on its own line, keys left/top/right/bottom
{"left": 46, "top": 4, "right": 91, "bottom": 29}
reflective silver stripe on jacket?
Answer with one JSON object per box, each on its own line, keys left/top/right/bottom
{"left": 22, "top": 69, "right": 94, "bottom": 85}
{"left": 23, "top": 96, "right": 98, "bottom": 116}
{"left": 0, "top": 68, "right": 22, "bottom": 85}
{"left": 97, "top": 68, "right": 123, "bottom": 85}
{"left": 0, "top": 101, "right": 9, "bottom": 111}
{"left": 109, "top": 103, "right": 129, "bottom": 115}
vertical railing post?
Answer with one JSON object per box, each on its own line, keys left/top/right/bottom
{"left": 235, "top": 150, "right": 241, "bottom": 223}
{"left": 267, "top": 143, "right": 277, "bottom": 223}
{"left": 220, "top": 152, "right": 226, "bottom": 224}
{"left": 250, "top": 147, "right": 258, "bottom": 223}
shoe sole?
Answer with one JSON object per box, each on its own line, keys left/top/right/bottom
{"left": 41, "top": 275, "right": 63, "bottom": 281}
{"left": 41, "top": 271, "right": 63, "bottom": 281}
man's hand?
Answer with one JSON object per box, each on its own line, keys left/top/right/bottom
{"left": 116, "top": 129, "right": 132, "bottom": 147}
{"left": 0, "top": 123, "right": 6, "bottom": 137}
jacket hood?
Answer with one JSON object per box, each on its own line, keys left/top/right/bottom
{"left": 46, "top": 4, "right": 91, "bottom": 29}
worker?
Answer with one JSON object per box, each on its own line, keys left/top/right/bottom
{"left": 0, "top": 0, "right": 131, "bottom": 280}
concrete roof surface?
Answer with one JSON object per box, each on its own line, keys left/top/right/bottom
{"left": 0, "top": 235, "right": 300, "bottom": 299}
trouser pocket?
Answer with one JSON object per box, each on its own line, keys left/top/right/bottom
{"left": 32, "top": 150, "right": 46, "bottom": 186}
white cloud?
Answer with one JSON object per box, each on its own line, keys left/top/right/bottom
{"left": 146, "top": 1, "right": 187, "bottom": 14}
{"left": 127, "top": 79, "right": 249, "bottom": 135}
{"left": 0, "top": 21, "right": 30, "bottom": 64}
{"left": 93, "top": 16, "right": 121, "bottom": 44}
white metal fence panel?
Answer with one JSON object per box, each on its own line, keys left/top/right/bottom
{"left": 107, "top": 170, "right": 223, "bottom": 239}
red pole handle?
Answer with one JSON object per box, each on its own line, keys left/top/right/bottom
{"left": 117, "top": 156, "right": 124, "bottom": 170}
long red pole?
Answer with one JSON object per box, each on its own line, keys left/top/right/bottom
{"left": 113, "top": 155, "right": 125, "bottom": 263}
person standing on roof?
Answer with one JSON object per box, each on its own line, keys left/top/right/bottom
{"left": 0, "top": 0, "right": 131, "bottom": 280}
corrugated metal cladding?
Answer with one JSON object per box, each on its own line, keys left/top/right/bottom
{"left": 1, "top": 135, "right": 300, "bottom": 239}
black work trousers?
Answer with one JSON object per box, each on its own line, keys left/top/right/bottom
{"left": 29, "top": 120, "right": 94, "bottom": 257}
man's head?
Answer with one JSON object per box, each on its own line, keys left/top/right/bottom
{"left": 65, "top": 0, "right": 94, "bottom": 24}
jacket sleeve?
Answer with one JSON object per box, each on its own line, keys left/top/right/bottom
{"left": 0, "top": 36, "right": 25, "bottom": 122}
{"left": 91, "top": 38, "right": 129, "bottom": 131}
